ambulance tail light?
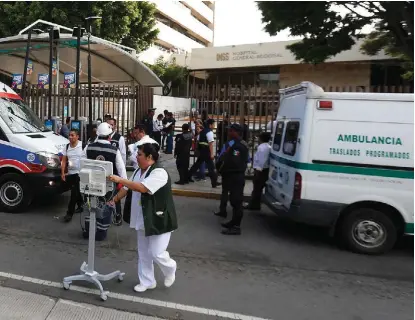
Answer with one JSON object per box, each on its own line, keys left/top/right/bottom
{"left": 318, "top": 100, "right": 332, "bottom": 110}
{"left": 293, "top": 172, "right": 302, "bottom": 200}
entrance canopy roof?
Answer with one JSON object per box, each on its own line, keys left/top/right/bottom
{"left": 0, "top": 21, "right": 163, "bottom": 87}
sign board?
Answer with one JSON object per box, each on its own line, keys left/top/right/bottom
{"left": 11, "top": 74, "right": 22, "bottom": 89}
{"left": 38, "top": 74, "right": 49, "bottom": 89}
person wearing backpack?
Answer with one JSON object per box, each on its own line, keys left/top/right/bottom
{"left": 61, "top": 129, "right": 84, "bottom": 222}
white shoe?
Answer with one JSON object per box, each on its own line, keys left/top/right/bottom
{"left": 134, "top": 283, "right": 156, "bottom": 293}
{"left": 164, "top": 273, "right": 175, "bottom": 288}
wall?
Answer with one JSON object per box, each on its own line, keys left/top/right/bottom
{"left": 153, "top": 95, "right": 191, "bottom": 115}
{"left": 279, "top": 63, "right": 371, "bottom": 89}
{"left": 189, "top": 39, "right": 391, "bottom": 70}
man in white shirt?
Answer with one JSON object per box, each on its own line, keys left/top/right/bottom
{"left": 106, "top": 117, "right": 127, "bottom": 164}
{"left": 244, "top": 132, "right": 271, "bottom": 210}
{"left": 61, "top": 129, "right": 84, "bottom": 222}
{"left": 83, "top": 122, "right": 127, "bottom": 225}
{"left": 128, "top": 124, "right": 159, "bottom": 170}
{"left": 153, "top": 113, "right": 164, "bottom": 145}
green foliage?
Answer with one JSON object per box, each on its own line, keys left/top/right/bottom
{"left": 0, "top": 1, "right": 159, "bottom": 51}
{"left": 146, "top": 56, "right": 188, "bottom": 87}
{"left": 257, "top": 1, "right": 414, "bottom": 79}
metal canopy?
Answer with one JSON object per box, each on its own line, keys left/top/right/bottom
{"left": 0, "top": 33, "right": 163, "bottom": 87}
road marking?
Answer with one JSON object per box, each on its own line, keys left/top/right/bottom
{"left": 0, "top": 271, "right": 270, "bottom": 320}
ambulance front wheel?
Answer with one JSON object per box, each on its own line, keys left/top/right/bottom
{"left": 340, "top": 208, "right": 397, "bottom": 255}
{"left": 0, "top": 173, "right": 32, "bottom": 213}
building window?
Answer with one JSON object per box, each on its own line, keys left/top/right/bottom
{"left": 191, "top": 12, "right": 210, "bottom": 28}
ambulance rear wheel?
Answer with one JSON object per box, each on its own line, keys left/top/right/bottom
{"left": 341, "top": 208, "right": 397, "bottom": 255}
{"left": 0, "top": 173, "right": 32, "bottom": 213}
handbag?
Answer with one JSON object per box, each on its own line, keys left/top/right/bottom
{"left": 123, "top": 169, "right": 140, "bottom": 224}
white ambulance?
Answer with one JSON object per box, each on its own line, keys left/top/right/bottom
{"left": 264, "top": 82, "right": 414, "bottom": 255}
{"left": 0, "top": 82, "right": 69, "bottom": 212}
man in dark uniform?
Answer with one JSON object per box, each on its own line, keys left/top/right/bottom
{"left": 83, "top": 122, "right": 127, "bottom": 225}
{"left": 215, "top": 123, "right": 249, "bottom": 235}
{"left": 188, "top": 119, "right": 219, "bottom": 188}
{"left": 174, "top": 123, "right": 193, "bottom": 184}
{"left": 142, "top": 108, "right": 156, "bottom": 138}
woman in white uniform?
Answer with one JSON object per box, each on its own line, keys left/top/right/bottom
{"left": 109, "top": 141, "right": 178, "bottom": 292}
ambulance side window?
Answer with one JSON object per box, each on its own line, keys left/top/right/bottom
{"left": 282, "top": 121, "right": 300, "bottom": 156}
{"left": 272, "top": 121, "right": 284, "bottom": 151}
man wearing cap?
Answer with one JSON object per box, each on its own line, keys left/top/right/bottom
{"left": 188, "top": 118, "right": 219, "bottom": 188}
{"left": 106, "top": 118, "right": 127, "bottom": 165}
{"left": 83, "top": 122, "right": 128, "bottom": 226}
{"left": 142, "top": 108, "right": 156, "bottom": 138}
{"left": 215, "top": 123, "right": 249, "bottom": 235}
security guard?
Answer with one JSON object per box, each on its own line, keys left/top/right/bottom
{"left": 188, "top": 118, "right": 219, "bottom": 188}
{"left": 83, "top": 122, "right": 127, "bottom": 225}
{"left": 215, "top": 123, "right": 249, "bottom": 235}
{"left": 142, "top": 108, "right": 156, "bottom": 138}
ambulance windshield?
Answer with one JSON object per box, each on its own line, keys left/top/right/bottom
{"left": 0, "top": 97, "right": 48, "bottom": 133}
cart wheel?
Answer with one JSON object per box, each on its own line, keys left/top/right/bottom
{"left": 63, "top": 282, "right": 70, "bottom": 290}
{"left": 118, "top": 274, "right": 124, "bottom": 282}
{"left": 100, "top": 293, "right": 108, "bottom": 301}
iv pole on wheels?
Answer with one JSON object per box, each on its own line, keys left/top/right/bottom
{"left": 62, "top": 162, "right": 125, "bottom": 301}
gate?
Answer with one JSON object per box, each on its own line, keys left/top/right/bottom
{"left": 189, "top": 83, "right": 414, "bottom": 174}
{"left": 189, "top": 83, "right": 278, "bottom": 173}
{"left": 20, "top": 84, "right": 154, "bottom": 136}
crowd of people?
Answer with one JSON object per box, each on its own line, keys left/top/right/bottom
{"left": 59, "top": 108, "right": 272, "bottom": 292}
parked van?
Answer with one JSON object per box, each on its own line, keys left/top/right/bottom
{"left": 264, "top": 82, "right": 414, "bottom": 254}
{"left": 0, "top": 82, "right": 68, "bottom": 212}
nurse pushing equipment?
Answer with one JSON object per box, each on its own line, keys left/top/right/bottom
{"left": 108, "top": 141, "right": 178, "bottom": 293}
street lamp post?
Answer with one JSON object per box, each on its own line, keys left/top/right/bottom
{"left": 85, "top": 16, "right": 101, "bottom": 139}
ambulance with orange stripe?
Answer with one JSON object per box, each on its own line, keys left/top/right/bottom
{"left": 0, "top": 82, "right": 69, "bottom": 212}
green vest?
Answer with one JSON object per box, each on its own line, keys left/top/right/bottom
{"left": 141, "top": 163, "right": 178, "bottom": 236}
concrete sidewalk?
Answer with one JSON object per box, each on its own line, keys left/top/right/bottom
{"left": 128, "top": 153, "right": 253, "bottom": 200}
{"left": 0, "top": 286, "right": 160, "bottom": 320}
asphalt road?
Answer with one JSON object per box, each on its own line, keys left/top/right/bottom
{"left": 0, "top": 193, "right": 412, "bottom": 320}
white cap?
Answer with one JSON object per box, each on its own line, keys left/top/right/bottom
{"left": 136, "top": 135, "right": 159, "bottom": 146}
{"left": 97, "top": 122, "right": 112, "bottom": 137}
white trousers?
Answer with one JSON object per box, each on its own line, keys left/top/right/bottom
{"left": 136, "top": 230, "right": 176, "bottom": 287}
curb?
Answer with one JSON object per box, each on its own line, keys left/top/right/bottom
{"left": 172, "top": 188, "right": 221, "bottom": 200}
{"left": 172, "top": 188, "right": 250, "bottom": 201}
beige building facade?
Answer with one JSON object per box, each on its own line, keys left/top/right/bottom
{"left": 279, "top": 62, "right": 371, "bottom": 89}
{"left": 186, "top": 39, "right": 399, "bottom": 90}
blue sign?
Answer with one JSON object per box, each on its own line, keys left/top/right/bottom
{"left": 64, "top": 106, "right": 68, "bottom": 117}
{"left": 44, "top": 119, "right": 53, "bottom": 131}
{"left": 71, "top": 121, "right": 81, "bottom": 131}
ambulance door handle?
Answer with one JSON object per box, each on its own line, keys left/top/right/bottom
{"left": 280, "top": 193, "right": 285, "bottom": 199}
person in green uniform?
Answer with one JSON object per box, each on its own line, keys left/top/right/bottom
{"left": 108, "top": 141, "right": 178, "bottom": 293}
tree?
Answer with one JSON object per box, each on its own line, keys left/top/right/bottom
{"left": 257, "top": 1, "right": 414, "bottom": 79}
{"left": 0, "top": 1, "right": 159, "bottom": 51}
{"left": 146, "top": 56, "right": 189, "bottom": 96}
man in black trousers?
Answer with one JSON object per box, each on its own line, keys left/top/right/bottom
{"left": 188, "top": 119, "right": 219, "bottom": 188}
{"left": 174, "top": 123, "right": 193, "bottom": 184}
{"left": 215, "top": 123, "right": 249, "bottom": 235}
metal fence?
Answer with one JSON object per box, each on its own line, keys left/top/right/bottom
{"left": 20, "top": 84, "right": 154, "bottom": 136}
{"left": 187, "top": 83, "right": 414, "bottom": 174}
